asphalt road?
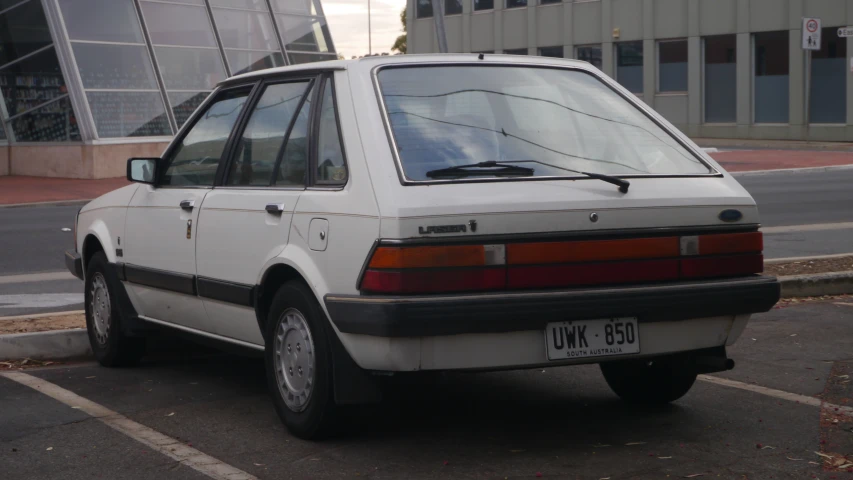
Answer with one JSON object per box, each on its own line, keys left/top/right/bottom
{"left": 0, "top": 169, "right": 851, "bottom": 315}
{"left": 2, "top": 299, "right": 852, "bottom": 479}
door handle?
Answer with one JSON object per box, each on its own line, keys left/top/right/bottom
{"left": 180, "top": 200, "right": 195, "bottom": 211}
{"left": 265, "top": 203, "right": 285, "bottom": 214}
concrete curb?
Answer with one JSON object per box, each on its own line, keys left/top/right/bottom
{"left": 0, "top": 329, "right": 91, "bottom": 361}
{"left": 778, "top": 270, "right": 853, "bottom": 298}
{"left": 731, "top": 164, "right": 853, "bottom": 177}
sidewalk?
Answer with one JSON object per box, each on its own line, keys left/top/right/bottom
{"left": 710, "top": 149, "right": 853, "bottom": 172}
{"left": 0, "top": 176, "right": 129, "bottom": 206}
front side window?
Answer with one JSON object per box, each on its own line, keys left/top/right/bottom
{"left": 227, "top": 81, "right": 311, "bottom": 186}
{"left": 161, "top": 88, "right": 251, "bottom": 186}
{"left": 377, "top": 65, "right": 711, "bottom": 182}
{"left": 315, "top": 79, "right": 347, "bottom": 184}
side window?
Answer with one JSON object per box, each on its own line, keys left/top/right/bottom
{"left": 161, "top": 88, "right": 252, "bottom": 186}
{"left": 315, "top": 78, "right": 347, "bottom": 185}
{"left": 276, "top": 84, "right": 314, "bottom": 186}
{"left": 227, "top": 81, "right": 310, "bottom": 186}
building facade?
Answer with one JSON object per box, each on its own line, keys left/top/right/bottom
{"left": 0, "top": 0, "right": 336, "bottom": 178}
{"left": 407, "top": 0, "right": 853, "bottom": 142}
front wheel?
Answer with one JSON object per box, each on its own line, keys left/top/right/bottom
{"left": 600, "top": 355, "right": 697, "bottom": 404}
{"left": 265, "top": 281, "right": 336, "bottom": 440}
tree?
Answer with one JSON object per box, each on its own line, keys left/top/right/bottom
{"left": 391, "top": 8, "right": 407, "bottom": 54}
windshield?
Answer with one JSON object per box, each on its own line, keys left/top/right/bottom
{"left": 376, "top": 65, "right": 713, "bottom": 181}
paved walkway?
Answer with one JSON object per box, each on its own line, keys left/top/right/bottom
{"left": 0, "top": 147, "right": 852, "bottom": 205}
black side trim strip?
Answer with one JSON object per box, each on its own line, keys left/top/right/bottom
{"left": 326, "top": 276, "right": 781, "bottom": 337}
{"left": 113, "top": 262, "right": 127, "bottom": 281}
{"left": 64, "top": 250, "right": 83, "bottom": 280}
{"left": 124, "top": 264, "right": 196, "bottom": 296}
{"left": 197, "top": 277, "right": 255, "bottom": 307}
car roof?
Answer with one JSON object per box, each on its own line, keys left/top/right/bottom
{"left": 219, "top": 53, "right": 597, "bottom": 86}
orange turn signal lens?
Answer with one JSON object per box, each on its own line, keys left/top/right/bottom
{"left": 368, "top": 245, "right": 490, "bottom": 269}
{"left": 506, "top": 237, "right": 680, "bottom": 265}
{"left": 698, "top": 232, "right": 763, "bottom": 255}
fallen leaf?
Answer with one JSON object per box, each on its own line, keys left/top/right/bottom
{"left": 625, "top": 442, "right": 646, "bottom": 446}
{"left": 839, "top": 464, "right": 853, "bottom": 468}
{"left": 85, "top": 376, "right": 95, "bottom": 379}
{"left": 684, "top": 475, "right": 705, "bottom": 478}
{"left": 786, "top": 457, "right": 803, "bottom": 461}
{"left": 46, "top": 447, "right": 53, "bottom": 451}
{"left": 815, "top": 452, "right": 834, "bottom": 459}
{"left": 790, "top": 334, "right": 797, "bottom": 337}
{"left": 659, "top": 456, "right": 673, "bottom": 459}
{"left": 589, "top": 444, "right": 611, "bottom": 448}
{"left": 166, "top": 412, "right": 175, "bottom": 417}
{"left": 809, "top": 461, "right": 820, "bottom": 465}
{"left": 761, "top": 446, "right": 776, "bottom": 450}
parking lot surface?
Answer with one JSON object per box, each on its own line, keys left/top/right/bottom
{"left": 3, "top": 300, "right": 852, "bottom": 480}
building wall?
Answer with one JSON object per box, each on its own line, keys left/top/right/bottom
{"left": 409, "top": 0, "right": 853, "bottom": 141}
{"left": 9, "top": 142, "right": 169, "bottom": 179}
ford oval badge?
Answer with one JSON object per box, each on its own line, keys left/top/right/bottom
{"left": 718, "top": 209, "right": 743, "bottom": 222}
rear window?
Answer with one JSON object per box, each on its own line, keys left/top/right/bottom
{"left": 376, "top": 65, "right": 713, "bottom": 182}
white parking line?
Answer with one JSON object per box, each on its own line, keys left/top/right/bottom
{"left": 698, "top": 375, "right": 853, "bottom": 416}
{"left": 0, "top": 371, "right": 258, "bottom": 480}
{"left": 762, "top": 222, "right": 853, "bottom": 234}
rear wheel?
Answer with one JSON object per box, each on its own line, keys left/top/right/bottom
{"left": 265, "top": 281, "right": 336, "bottom": 439}
{"left": 600, "top": 355, "right": 697, "bottom": 404}
{"left": 85, "top": 252, "right": 146, "bottom": 366}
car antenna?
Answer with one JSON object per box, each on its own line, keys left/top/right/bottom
{"left": 478, "top": 53, "right": 485, "bottom": 60}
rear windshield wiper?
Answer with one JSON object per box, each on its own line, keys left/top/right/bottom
{"left": 425, "top": 161, "right": 535, "bottom": 179}
{"left": 496, "top": 160, "right": 630, "bottom": 193}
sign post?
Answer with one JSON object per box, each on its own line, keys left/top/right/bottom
{"left": 802, "top": 18, "right": 821, "bottom": 127}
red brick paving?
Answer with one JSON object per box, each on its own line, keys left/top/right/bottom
{"left": 0, "top": 149, "right": 852, "bottom": 206}
{"left": 710, "top": 149, "right": 853, "bottom": 172}
{"left": 0, "top": 176, "right": 129, "bottom": 206}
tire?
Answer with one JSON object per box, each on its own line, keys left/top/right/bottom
{"left": 265, "top": 281, "right": 336, "bottom": 440}
{"left": 85, "top": 252, "right": 146, "bottom": 367}
{"left": 600, "top": 355, "right": 697, "bottom": 404}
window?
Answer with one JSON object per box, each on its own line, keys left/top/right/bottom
{"left": 161, "top": 88, "right": 251, "bottom": 186}
{"left": 227, "top": 81, "right": 311, "bottom": 186}
{"left": 539, "top": 46, "right": 563, "bottom": 58}
{"left": 506, "top": 0, "right": 526, "bottom": 8}
{"left": 416, "top": 0, "right": 432, "bottom": 18}
{"left": 616, "top": 41, "right": 643, "bottom": 93}
{"left": 315, "top": 79, "right": 346, "bottom": 184}
{"left": 576, "top": 45, "right": 602, "bottom": 70}
{"left": 540, "top": 0, "right": 560, "bottom": 4}
{"left": 704, "top": 35, "right": 736, "bottom": 123}
{"left": 658, "top": 40, "right": 687, "bottom": 92}
{"left": 754, "top": 31, "right": 789, "bottom": 123}
{"left": 504, "top": 48, "right": 527, "bottom": 55}
{"left": 278, "top": 85, "right": 313, "bottom": 186}
{"left": 810, "top": 27, "right": 846, "bottom": 124}
{"left": 474, "top": 0, "right": 493, "bottom": 11}
{"left": 377, "top": 66, "right": 712, "bottom": 182}
{"left": 0, "top": 0, "right": 54, "bottom": 66}
{"left": 446, "top": 0, "right": 462, "bottom": 15}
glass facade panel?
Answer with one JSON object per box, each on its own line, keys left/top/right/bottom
{"left": 155, "top": 47, "right": 227, "bottom": 90}
{"left": 227, "top": 81, "right": 310, "bottom": 186}
{"left": 754, "top": 31, "right": 789, "bottom": 123}
{"left": 72, "top": 44, "right": 159, "bottom": 90}
{"left": 140, "top": 2, "right": 218, "bottom": 47}
{"left": 287, "top": 52, "right": 336, "bottom": 64}
{"left": 473, "top": 0, "right": 493, "bottom": 10}
{"left": 811, "top": 27, "right": 846, "bottom": 124}
{"left": 658, "top": 40, "right": 687, "bottom": 92}
{"left": 277, "top": 15, "right": 333, "bottom": 53}
{"left": 226, "top": 50, "right": 284, "bottom": 75}
{"left": 169, "top": 91, "right": 210, "bottom": 128}
{"left": 538, "top": 46, "right": 563, "bottom": 58}
{"left": 87, "top": 92, "right": 171, "bottom": 137}
{"left": 616, "top": 41, "right": 643, "bottom": 93}
{"left": 58, "top": 0, "right": 144, "bottom": 43}
{"left": 576, "top": 45, "right": 602, "bottom": 70}
{"left": 445, "top": 0, "right": 462, "bottom": 15}
{"left": 271, "top": 0, "right": 321, "bottom": 15}
{"left": 213, "top": 9, "right": 279, "bottom": 51}
{"left": 0, "top": 48, "right": 67, "bottom": 118}
{"left": 704, "top": 35, "right": 736, "bottom": 123}
{"left": 210, "top": 0, "right": 270, "bottom": 10}
{"left": 11, "top": 97, "right": 81, "bottom": 141}
{"left": 0, "top": 0, "right": 53, "bottom": 67}
{"left": 0, "top": 121, "right": 6, "bottom": 141}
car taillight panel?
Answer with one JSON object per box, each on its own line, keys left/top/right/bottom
{"left": 359, "top": 232, "right": 764, "bottom": 294}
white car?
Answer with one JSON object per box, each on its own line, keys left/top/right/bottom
{"left": 66, "top": 54, "right": 780, "bottom": 439}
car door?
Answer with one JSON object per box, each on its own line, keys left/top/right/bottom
{"left": 123, "top": 85, "right": 255, "bottom": 332}
{"left": 195, "top": 77, "right": 317, "bottom": 345}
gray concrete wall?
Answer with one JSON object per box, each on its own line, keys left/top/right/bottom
{"left": 408, "top": 0, "right": 853, "bottom": 141}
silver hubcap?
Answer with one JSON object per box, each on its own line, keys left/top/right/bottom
{"left": 90, "top": 273, "right": 111, "bottom": 346}
{"left": 274, "top": 308, "right": 315, "bottom": 412}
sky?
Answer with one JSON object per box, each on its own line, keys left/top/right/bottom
{"left": 323, "top": 0, "right": 407, "bottom": 59}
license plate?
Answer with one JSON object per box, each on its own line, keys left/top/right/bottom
{"left": 545, "top": 318, "right": 640, "bottom": 361}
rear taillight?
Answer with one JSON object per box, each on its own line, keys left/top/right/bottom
{"left": 359, "top": 232, "right": 764, "bottom": 295}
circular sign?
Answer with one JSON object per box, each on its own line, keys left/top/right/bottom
{"left": 807, "top": 19, "right": 819, "bottom": 33}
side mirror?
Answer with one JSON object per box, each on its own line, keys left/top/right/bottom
{"left": 127, "top": 158, "right": 159, "bottom": 185}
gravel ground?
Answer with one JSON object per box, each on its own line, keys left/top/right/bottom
{"left": 765, "top": 256, "right": 853, "bottom": 277}
{"left": 0, "top": 313, "right": 85, "bottom": 334}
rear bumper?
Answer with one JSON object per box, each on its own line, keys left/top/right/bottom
{"left": 65, "top": 250, "right": 83, "bottom": 280}
{"left": 324, "top": 276, "right": 780, "bottom": 337}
